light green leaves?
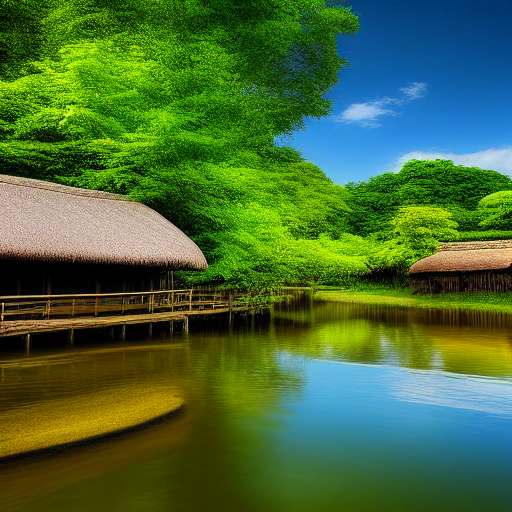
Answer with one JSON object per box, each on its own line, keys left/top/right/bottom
{"left": 478, "top": 191, "right": 512, "bottom": 230}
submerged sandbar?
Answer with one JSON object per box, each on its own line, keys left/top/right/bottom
{"left": 1, "top": 384, "right": 183, "bottom": 459}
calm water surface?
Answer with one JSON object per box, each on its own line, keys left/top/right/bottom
{"left": 1, "top": 299, "right": 511, "bottom": 512}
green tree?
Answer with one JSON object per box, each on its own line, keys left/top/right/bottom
{"left": 345, "top": 160, "right": 512, "bottom": 237}
{"left": 371, "top": 206, "right": 459, "bottom": 273}
{"left": 0, "top": 0, "right": 362, "bottom": 289}
{"left": 345, "top": 172, "right": 400, "bottom": 237}
{"left": 478, "top": 191, "right": 512, "bottom": 230}
{"left": 391, "top": 205, "right": 459, "bottom": 254}
{"left": 397, "top": 159, "right": 512, "bottom": 210}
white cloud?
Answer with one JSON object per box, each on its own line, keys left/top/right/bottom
{"left": 399, "top": 82, "right": 428, "bottom": 100}
{"left": 339, "top": 100, "right": 397, "bottom": 128}
{"left": 390, "top": 147, "right": 512, "bottom": 176}
{"left": 338, "top": 82, "right": 428, "bottom": 128}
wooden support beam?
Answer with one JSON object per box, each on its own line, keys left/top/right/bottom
{"left": 148, "top": 323, "right": 153, "bottom": 338}
{"left": 25, "top": 333, "right": 30, "bottom": 353}
{"left": 228, "top": 292, "right": 233, "bottom": 327}
{"left": 121, "top": 324, "right": 126, "bottom": 341}
{"left": 183, "top": 316, "right": 189, "bottom": 331}
{"left": 68, "top": 328, "right": 74, "bottom": 344}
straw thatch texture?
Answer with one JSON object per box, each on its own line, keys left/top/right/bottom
{"left": 409, "top": 247, "right": 512, "bottom": 274}
{"left": 437, "top": 240, "right": 512, "bottom": 251}
{"left": 0, "top": 174, "right": 208, "bottom": 269}
{"left": 409, "top": 240, "right": 512, "bottom": 293}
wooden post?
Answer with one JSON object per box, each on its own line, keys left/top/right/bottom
{"left": 122, "top": 296, "right": 125, "bottom": 315}
{"left": 95, "top": 279, "right": 100, "bottom": 317}
{"left": 121, "top": 324, "right": 126, "bottom": 341}
{"left": 109, "top": 326, "right": 114, "bottom": 340}
{"left": 68, "top": 328, "right": 74, "bottom": 344}
{"left": 25, "top": 333, "right": 30, "bottom": 353}
{"left": 170, "top": 321, "right": 174, "bottom": 335}
{"left": 47, "top": 299, "right": 51, "bottom": 319}
{"left": 1, "top": 302, "right": 4, "bottom": 323}
{"left": 171, "top": 271, "right": 174, "bottom": 290}
{"left": 228, "top": 292, "right": 233, "bottom": 327}
{"left": 189, "top": 289, "right": 193, "bottom": 311}
{"left": 71, "top": 299, "right": 75, "bottom": 317}
{"left": 171, "top": 292, "right": 174, "bottom": 312}
{"left": 148, "top": 323, "right": 153, "bottom": 338}
{"left": 183, "top": 316, "right": 189, "bottom": 331}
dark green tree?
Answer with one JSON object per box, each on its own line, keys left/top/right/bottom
{"left": 345, "top": 160, "right": 512, "bottom": 237}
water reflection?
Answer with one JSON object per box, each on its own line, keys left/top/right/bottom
{"left": 272, "top": 299, "right": 512, "bottom": 377}
{"left": 391, "top": 368, "right": 512, "bottom": 416}
{"left": 0, "top": 299, "right": 511, "bottom": 512}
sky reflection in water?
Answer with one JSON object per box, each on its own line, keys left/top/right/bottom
{"left": 1, "top": 300, "right": 511, "bottom": 512}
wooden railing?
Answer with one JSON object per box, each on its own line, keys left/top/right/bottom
{"left": 0, "top": 289, "right": 264, "bottom": 324}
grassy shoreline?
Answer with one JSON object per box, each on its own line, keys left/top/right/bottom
{"left": 313, "top": 286, "right": 512, "bottom": 314}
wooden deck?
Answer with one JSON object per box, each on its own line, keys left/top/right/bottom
{"left": 0, "top": 289, "right": 267, "bottom": 339}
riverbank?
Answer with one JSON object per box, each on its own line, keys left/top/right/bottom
{"left": 1, "top": 382, "right": 183, "bottom": 460}
{"left": 313, "top": 286, "right": 512, "bottom": 314}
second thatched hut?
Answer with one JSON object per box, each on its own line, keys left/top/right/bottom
{"left": 408, "top": 240, "right": 512, "bottom": 293}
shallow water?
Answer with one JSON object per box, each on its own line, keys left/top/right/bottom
{"left": 1, "top": 299, "right": 511, "bottom": 511}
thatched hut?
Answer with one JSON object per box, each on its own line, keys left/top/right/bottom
{"left": 0, "top": 174, "right": 207, "bottom": 295}
{"left": 409, "top": 240, "right": 512, "bottom": 293}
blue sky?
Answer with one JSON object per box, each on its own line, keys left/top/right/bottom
{"left": 279, "top": 0, "right": 512, "bottom": 185}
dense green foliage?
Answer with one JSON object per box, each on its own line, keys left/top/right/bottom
{"left": 477, "top": 191, "right": 512, "bottom": 230}
{"left": 346, "top": 159, "right": 512, "bottom": 237}
{"left": 370, "top": 206, "right": 458, "bottom": 274}
{"left": 446, "top": 230, "right": 512, "bottom": 242}
{"left": 0, "top": 0, "right": 368, "bottom": 289}
{"left": 2, "top": 2, "right": 511, "bottom": 289}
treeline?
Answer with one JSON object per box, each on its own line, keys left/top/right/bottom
{"left": 1, "top": 1, "right": 511, "bottom": 289}
{"left": 345, "top": 159, "right": 512, "bottom": 237}
{"left": 344, "top": 159, "right": 512, "bottom": 278}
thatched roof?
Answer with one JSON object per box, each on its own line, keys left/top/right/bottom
{"left": 0, "top": 174, "right": 208, "bottom": 270}
{"left": 409, "top": 240, "right": 512, "bottom": 274}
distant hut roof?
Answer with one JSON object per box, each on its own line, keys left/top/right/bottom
{"left": 409, "top": 240, "right": 512, "bottom": 274}
{"left": 0, "top": 174, "right": 208, "bottom": 270}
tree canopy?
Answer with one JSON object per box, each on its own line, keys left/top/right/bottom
{"left": 478, "top": 190, "right": 512, "bottom": 230}
{"left": 346, "top": 160, "right": 512, "bottom": 237}
{"left": 0, "top": 0, "right": 365, "bottom": 289}
{"left": 4, "top": 2, "right": 511, "bottom": 289}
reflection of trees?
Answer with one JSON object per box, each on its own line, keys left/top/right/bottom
{"left": 1, "top": 332, "right": 306, "bottom": 512}
{"left": 272, "top": 300, "right": 512, "bottom": 377}
{"left": 3, "top": 300, "right": 511, "bottom": 511}
{"left": 418, "top": 326, "right": 512, "bottom": 377}
{"left": 159, "top": 330, "right": 306, "bottom": 512}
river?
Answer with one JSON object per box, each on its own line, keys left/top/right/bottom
{"left": 1, "top": 297, "right": 511, "bottom": 512}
